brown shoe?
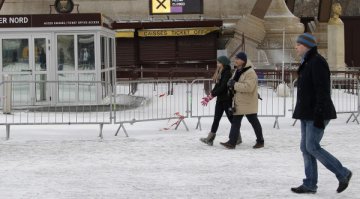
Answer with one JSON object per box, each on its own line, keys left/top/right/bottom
{"left": 253, "top": 142, "right": 264, "bottom": 149}
{"left": 220, "top": 141, "right": 235, "bottom": 149}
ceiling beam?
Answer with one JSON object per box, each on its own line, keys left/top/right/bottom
{"left": 0, "top": 0, "right": 5, "bottom": 10}
{"left": 251, "top": 0, "right": 272, "bottom": 19}
{"left": 318, "top": 0, "right": 333, "bottom": 22}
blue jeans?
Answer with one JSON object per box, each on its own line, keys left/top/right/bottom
{"left": 300, "top": 120, "right": 350, "bottom": 191}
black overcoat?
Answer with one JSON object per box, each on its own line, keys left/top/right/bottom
{"left": 293, "top": 47, "right": 337, "bottom": 120}
{"left": 211, "top": 65, "right": 232, "bottom": 102}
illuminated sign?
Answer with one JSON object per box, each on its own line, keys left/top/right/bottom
{"left": 138, "top": 27, "right": 219, "bottom": 37}
{"left": 150, "top": 0, "right": 203, "bottom": 15}
{"left": 0, "top": 14, "right": 102, "bottom": 28}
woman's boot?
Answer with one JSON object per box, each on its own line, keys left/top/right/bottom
{"left": 236, "top": 133, "right": 242, "bottom": 145}
{"left": 200, "top": 132, "right": 216, "bottom": 146}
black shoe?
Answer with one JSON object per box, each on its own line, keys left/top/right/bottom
{"left": 337, "top": 171, "right": 352, "bottom": 193}
{"left": 220, "top": 141, "right": 235, "bottom": 149}
{"left": 291, "top": 185, "right": 316, "bottom": 194}
{"left": 253, "top": 142, "right": 264, "bottom": 149}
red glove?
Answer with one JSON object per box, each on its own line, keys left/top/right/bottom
{"left": 201, "top": 94, "right": 214, "bottom": 106}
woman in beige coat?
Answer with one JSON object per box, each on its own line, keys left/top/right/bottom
{"left": 220, "top": 52, "right": 264, "bottom": 149}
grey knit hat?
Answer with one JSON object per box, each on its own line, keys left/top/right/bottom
{"left": 297, "top": 33, "right": 317, "bottom": 48}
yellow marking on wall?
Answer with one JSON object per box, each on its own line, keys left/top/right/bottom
{"left": 138, "top": 27, "right": 219, "bottom": 37}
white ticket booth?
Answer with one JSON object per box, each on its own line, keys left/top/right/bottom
{"left": 0, "top": 13, "right": 116, "bottom": 106}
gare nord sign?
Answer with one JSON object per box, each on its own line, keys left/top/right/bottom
{"left": 0, "top": 14, "right": 102, "bottom": 28}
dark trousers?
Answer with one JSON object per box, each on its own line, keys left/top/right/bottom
{"left": 228, "top": 113, "right": 264, "bottom": 145}
{"left": 210, "top": 100, "right": 233, "bottom": 133}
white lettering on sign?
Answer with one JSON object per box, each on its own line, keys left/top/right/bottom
{"left": 9, "top": 17, "right": 29, "bottom": 24}
{"left": 0, "top": 17, "right": 7, "bottom": 23}
{"left": 0, "top": 16, "right": 29, "bottom": 24}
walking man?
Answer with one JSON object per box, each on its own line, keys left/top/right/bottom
{"left": 291, "top": 33, "right": 352, "bottom": 194}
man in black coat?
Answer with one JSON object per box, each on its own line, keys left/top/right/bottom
{"left": 291, "top": 33, "right": 352, "bottom": 194}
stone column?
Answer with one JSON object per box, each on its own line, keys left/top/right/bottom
{"left": 260, "top": 0, "right": 304, "bottom": 66}
{"left": 327, "top": 3, "right": 347, "bottom": 71}
{"left": 327, "top": 23, "right": 346, "bottom": 71}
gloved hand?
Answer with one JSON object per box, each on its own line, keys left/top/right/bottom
{"left": 227, "top": 79, "right": 236, "bottom": 89}
{"left": 201, "top": 94, "right": 214, "bottom": 106}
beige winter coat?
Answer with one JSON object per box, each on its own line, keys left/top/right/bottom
{"left": 232, "top": 65, "right": 259, "bottom": 115}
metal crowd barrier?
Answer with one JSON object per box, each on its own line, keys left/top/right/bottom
{"left": 190, "top": 79, "right": 286, "bottom": 130}
{"left": 3, "top": 77, "right": 357, "bottom": 140}
{"left": 1, "top": 80, "right": 113, "bottom": 140}
{"left": 331, "top": 77, "right": 360, "bottom": 124}
{"left": 291, "top": 77, "right": 359, "bottom": 125}
{"left": 113, "top": 79, "right": 189, "bottom": 136}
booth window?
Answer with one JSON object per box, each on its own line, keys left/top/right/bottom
{"left": 35, "top": 38, "right": 47, "bottom": 71}
{"left": 2, "top": 39, "right": 29, "bottom": 72}
{"left": 57, "top": 35, "right": 75, "bottom": 71}
{"left": 78, "top": 34, "right": 95, "bottom": 70}
{"left": 100, "top": 36, "right": 106, "bottom": 70}
{"left": 108, "top": 38, "right": 113, "bottom": 70}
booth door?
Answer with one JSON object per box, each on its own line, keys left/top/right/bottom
{"left": 1, "top": 35, "right": 50, "bottom": 105}
{"left": 32, "top": 36, "right": 50, "bottom": 105}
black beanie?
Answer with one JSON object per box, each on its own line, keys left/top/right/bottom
{"left": 235, "top": 52, "right": 247, "bottom": 62}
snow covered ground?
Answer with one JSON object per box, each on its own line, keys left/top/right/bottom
{"left": 1, "top": 110, "right": 359, "bottom": 199}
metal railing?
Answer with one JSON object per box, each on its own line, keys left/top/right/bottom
{"left": 113, "top": 79, "right": 190, "bottom": 136}
{"left": 1, "top": 80, "right": 113, "bottom": 139}
{"left": 2, "top": 77, "right": 358, "bottom": 140}
{"left": 290, "top": 77, "right": 360, "bottom": 125}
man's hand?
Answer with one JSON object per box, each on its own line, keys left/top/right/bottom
{"left": 227, "top": 79, "right": 236, "bottom": 89}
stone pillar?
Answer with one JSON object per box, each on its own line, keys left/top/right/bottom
{"left": 260, "top": 0, "right": 304, "bottom": 66}
{"left": 327, "top": 23, "right": 346, "bottom": 71}
{"left": 327, "top": 3, "right": 346, "bottom": 71}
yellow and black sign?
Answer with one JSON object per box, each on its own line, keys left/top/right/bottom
{"left": 138, "top": 27, "right": 219, "bottom": 37}
{"left": 151, "top": 0, "right": 171, "bottom": 14}
{"left": 150, "top": 0, "right": 203, "bottom": 15}
{"left": 115, "top": 29, "right": 135, "bottom": 38}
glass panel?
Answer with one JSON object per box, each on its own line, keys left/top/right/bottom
{"left": 2, "top": 39, "right": 29, "bottom": 72}
{"left": 35, "top": 74, "right": 47, "bottom": 102}
{"left": 34, "top": 38, "right": 47, "bottom": 71}
{"left": 108, "top": 38, "right": 113, "bottom": 69}
{"left": 11, "top": 75, "right": 31, "bottom": 105}
{"left": 57, "top": 35, "right": 74, "bottom": 71}
{"left": 78, "top": 35, "right": 95, "bottom": 70}
{"left": 58, "top": 74, "right": 76, "bottom": 103}
{"left": 110, "top": 69, "right": 115, "bottom": 89}
{"left": 79, "top": 74, "right": 96, "bottom": 103}
{"left": 101, "top": 36, "right": 106, "bottom": 70}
